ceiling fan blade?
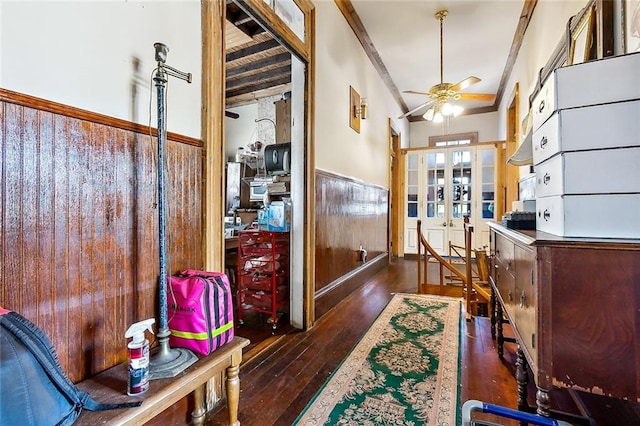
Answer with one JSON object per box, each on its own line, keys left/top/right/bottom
{"left": 450, "top": 76, "right": 481, "bottom": 93}
{"left": 403, "top": 90, "right": 431, "bottom": 96}
{"left": 398, "top": 100, "right": 435, "bottom": 119}
{"left": 458, "top": 93, "right": 496, "bottom": 102}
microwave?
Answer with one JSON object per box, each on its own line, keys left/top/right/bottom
{"left": 249, "top": 182, "right": 268, "bottom": 201}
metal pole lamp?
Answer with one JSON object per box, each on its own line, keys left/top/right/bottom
{"left": 149, "top": 42, "right": 198, "bottom": 379}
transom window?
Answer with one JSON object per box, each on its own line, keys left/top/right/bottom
{"left": 429, "top": 132, "right": 478, "bottom": 147}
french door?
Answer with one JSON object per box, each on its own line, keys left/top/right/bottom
{"left": 404, "top": 145, "right": 496, "bottom": 255}
{"left": 422, "top": 148, "right": 472, "bottom": 253}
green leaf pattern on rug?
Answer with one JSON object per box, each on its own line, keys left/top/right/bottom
{"left": 327, "top": 298, "right": 451, "bottom": 425}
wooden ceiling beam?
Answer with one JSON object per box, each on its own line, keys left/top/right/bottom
{"left": 226, "top": 65, "right": 291, "bottom": 90}
{"left": 226, "top": 52, "right": 291, "bottom": 78}
{"left": 226, "top": 75, "right": 291, "bottom": 99}
{"left": 226, "top": 83, "right": 291, "bottom": 108}
{"left": 226, "top": 39, "right": 281, "bottom": 62}
{"left": 493, "top": 0, "right": 538, "bottom": 109}
{"left": 334, "top": 0, "right": 409, "bottom": 114}
{"left": 226, "top": 2, "right": 265, "bottom": 37}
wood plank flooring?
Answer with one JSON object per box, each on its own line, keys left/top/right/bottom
{"left": 201, "top": 258, "right": 512, "bottom": 425}
{"left": 201, "top": 257, "right": 637, "bottom": 425}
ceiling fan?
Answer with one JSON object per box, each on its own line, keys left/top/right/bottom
{"left": 399, "top": 10, "right": 496, "bottom": 121}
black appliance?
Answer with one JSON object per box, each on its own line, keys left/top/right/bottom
{"left": 264, "top": 142, "right": 291, "bottom": 175}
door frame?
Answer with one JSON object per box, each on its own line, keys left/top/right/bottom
{"left": 504, "top": 83, "right": 520, "bottom": 217}
{"left": 420, "top": 146, "right": 476, "bottom": 256}
{"left": 389, "top": 118, "right": 401, "bottom": 257}
{"left": 201, "top": 0, "right": 317, "bottom": 329}
{"left": 402, "top": 141, "right": 504, "bottom": 255}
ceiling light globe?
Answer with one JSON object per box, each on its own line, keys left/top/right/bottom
{"left": 452, "top": 105, "right": 464, "bottom": 116}
{"left": 441, "top": 102, "right": 453, "bottom": 116}
{"left": 423, "top": 107, "right": 435, "bottom": 121}
{"left": 433, "top": 112, "right": 444, "bottom": 123}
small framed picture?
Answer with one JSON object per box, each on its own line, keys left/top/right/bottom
{"left": 568, "top": 5, "right": 595, "bottom": 65}
{"left": 349, "top": 86, "right": 361, "bottom": 134}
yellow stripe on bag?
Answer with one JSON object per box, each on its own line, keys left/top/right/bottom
{"left": 171, "top": 321, "right": 234, "bottom": 341}
{"left": 213, "top": 321, "right": 234, "bottom": 337}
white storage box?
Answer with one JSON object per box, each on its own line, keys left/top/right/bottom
{"left": 536, "top": 194, "right": 640, "bottom": 238}
{"left": 535, "top": 147, "right": 640, "bottom": 197}
{"left": 532, "top": 52, "right": 640, "bottom": 131}
{"left": 532, "top": 100, "right": 640, "bottom": 165}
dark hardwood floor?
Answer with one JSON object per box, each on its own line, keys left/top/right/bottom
{"left": 203, "top": 258, "right": 513, "bottom": 425}
{"left": 199, "top": 257, "right": 638, "bottom": 426}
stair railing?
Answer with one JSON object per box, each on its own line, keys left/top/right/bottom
{"left": 417, "top": 217, "right": 474, "bottom": 317}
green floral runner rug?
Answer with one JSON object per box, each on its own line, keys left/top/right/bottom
{"left": 294, "top": 293, "right": 461, "bottom": 425}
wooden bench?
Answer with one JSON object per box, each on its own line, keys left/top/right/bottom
{"left": 76, "top": 337, "right": 249, "bottom": 425}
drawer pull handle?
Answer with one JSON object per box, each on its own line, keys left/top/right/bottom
{"left": 508, "top": 290, "right": 513, "bottom": 302}
{"left": 543, "top": 173, "right": 551, "bottom": 185}
{"left": 539, "top": 209, "right": 551, "bottom": 221}
{"left": 540, "top": 136, "right": 548, "bottom": 149}
{"left": 520, "top": 291, "right": 526, "bottom": 308}
{"left": 538, "top": 99, "right": 545, "bottom": 113}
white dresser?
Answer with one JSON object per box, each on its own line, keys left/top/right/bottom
{"left": 531, "top": 53, "right": 640, "bottom": 238}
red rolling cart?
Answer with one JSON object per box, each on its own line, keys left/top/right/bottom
{"left": 237, "top": 230, "right": 289, "bottom": 330}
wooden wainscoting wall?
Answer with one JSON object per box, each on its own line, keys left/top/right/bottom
{"left": 0, "top": 89, "right": 203, "bottom": 383}
{"left": 314, "top": 169, "right": 389, "bottom": 320}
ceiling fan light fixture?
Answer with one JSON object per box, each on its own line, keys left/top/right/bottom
{"left": 452, "top": 104, "right": 464, "bottom": 116}
{"left": 423, "top": 106, "right": 435, "bottom": 121}
{"left": 441, "top": 102, "right": 453, "bottom": 116}
{"left": 399, "top": 9, "right": 493, "bottom": 121}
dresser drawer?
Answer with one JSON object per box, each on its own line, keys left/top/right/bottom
{"left": 535, "top": 147, "right": 640, "bottom": 197}
{"left": 494, "top": 233, "right": 515, "bottom": 272}
{"left": 513, "top": 244, "right": 537, "bottom": 369}
{"left": 494, "top": 257, "right": 516, "bottom": 319}
{"left": 536, "top": 194, "right": 640, "bottom": 238}
{"left": 532, "top": 100, "right": 640, "bottom": 165}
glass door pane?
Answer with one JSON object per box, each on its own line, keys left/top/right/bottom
{"left": 406, "top": 153, "right": 419, "bottom": 218}
{"left": 426, "top": 152, "right": 446, "bottom": 219}
{"left": 480, "top": 148, "right": 495, "bottom": 219}
{"left": 451, "top": 149, "right": 472, "bottom": 219}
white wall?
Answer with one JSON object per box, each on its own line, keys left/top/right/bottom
{"left": 409, "top": 111, "right": 500, "bottom": 148}
{"left": 225, "top": 103, "right": 259, "bottom": 161}
{"left": 498, "top": 1, "right": 586, "bottom": 142}
{"left": 314, "top": 1, "right": 410, "bottom": 188}
{"left": 1, "top": 0, "right": 201, "bottom": 139}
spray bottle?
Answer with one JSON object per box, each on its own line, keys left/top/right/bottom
{"left": 125, "top": 318, "right": 155, "bottom": 396}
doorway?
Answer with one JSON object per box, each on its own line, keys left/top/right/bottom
{"left": 404, "top": 143, "right": 497, "bottom": 256}
{"left": 216, "top": 0, "right": 313, "bottom": 346}
{"left": 389, "top": 119, "right": 401, "bottom": 258}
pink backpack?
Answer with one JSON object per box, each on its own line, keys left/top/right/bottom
{"left": 167, "top": 270, "right": 234, "bottom": 356}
